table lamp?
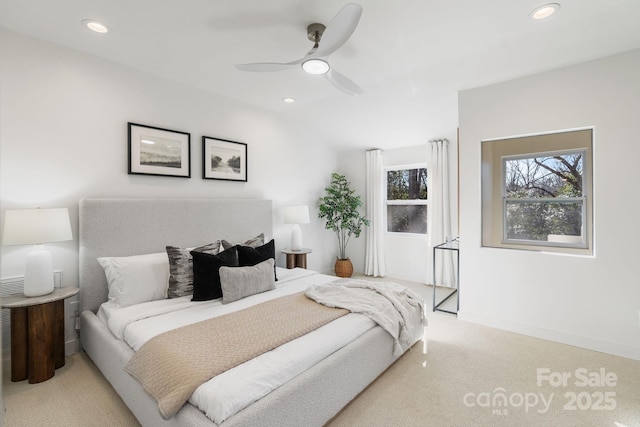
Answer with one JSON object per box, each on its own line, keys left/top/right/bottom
{"left": 284, "top": 205, "right": 309, "bottom": 251}
{"left": 2, "top": 208, "right": 73, "bottom": 297}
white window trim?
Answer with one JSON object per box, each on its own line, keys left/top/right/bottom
{"left": 500, "top": 148, "right": 588, "bottom": 249}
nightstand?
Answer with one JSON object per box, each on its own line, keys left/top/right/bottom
{"left": 282, "top": 248, "right": 312, "bottom": 269}
{"left": 1, "top": 287, "right": 79, "bottom": 383}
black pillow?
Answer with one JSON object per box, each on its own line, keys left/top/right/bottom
{"left": 191, "top": 246, "right": 239, "bottom": 301}
{"left": 236, "top": 239, "right": 277, "bottom": 281}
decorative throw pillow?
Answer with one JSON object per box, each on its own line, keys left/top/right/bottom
{"left": 219, "top": 259, "right": 276, "bottom": 303}
{"left": 221, "top": 233, "right": 264, "bottom": 251}
{"left": 236, "top": 239, "right": 277, "bottom": 281}
{"left": 191, "top": 246, "right": 239, "bottom": 301}
{"left": 166, "top": 242, "right": 220, "bottom": 298}
{"left": 97, "top": 252, "right": 169, "bottom": 307}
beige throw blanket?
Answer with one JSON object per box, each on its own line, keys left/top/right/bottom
{"left": 125, "top": 292, "right": 348, "bottom": 419}
{"left": 306, "top": 279, "right": 427, "bottom": 356}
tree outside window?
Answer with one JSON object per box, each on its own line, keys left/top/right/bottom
{"left": 386, "top": 167, "right": 428, "bottom": 234}
{"left": 503, "top": 150, "right": 585, "bottom": 245}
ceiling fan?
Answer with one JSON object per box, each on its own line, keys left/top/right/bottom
{"left": 235, "top": 3, "right": 363, "bottom": 96}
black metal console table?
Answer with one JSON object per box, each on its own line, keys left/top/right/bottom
{"left": 432, "top": 239, "right": 459, "bottom": 315}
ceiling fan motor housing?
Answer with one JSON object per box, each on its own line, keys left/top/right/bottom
{"left": 307, "top": 23, "right": 326, "bottom": 43}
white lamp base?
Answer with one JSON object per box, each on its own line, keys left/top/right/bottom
{"left": 290, "top": 224, "right": 302, "bottom": 251}
{"left": 23, "top": 244, "right": 55, "bottom": 297}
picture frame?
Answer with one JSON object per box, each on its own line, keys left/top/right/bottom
{"left": 128, "top": 122, "right": 191, "bottom": 178}
{"left": 202, "top": 136, "right": 248, "bottom": 182}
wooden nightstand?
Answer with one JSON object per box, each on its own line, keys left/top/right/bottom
{"left": 282, "top": 248, "right": 312, "bottom": 269}
{"left": 1, "top": 287, "right": 79, "bottom": 383}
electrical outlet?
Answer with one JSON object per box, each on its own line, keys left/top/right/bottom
{"left": 53, "top": 270, "right": 62, "bottom": 287}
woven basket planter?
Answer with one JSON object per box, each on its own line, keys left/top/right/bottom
{"left": 334, "top": 258, "right": 353, "bottom": 278}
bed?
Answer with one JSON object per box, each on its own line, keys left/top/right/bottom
{"left": 78, "top": 198, "right": 425, "bottom": 426}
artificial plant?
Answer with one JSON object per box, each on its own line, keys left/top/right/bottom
{"left": 318, "top": 172, "right": 369, "bottom": 260}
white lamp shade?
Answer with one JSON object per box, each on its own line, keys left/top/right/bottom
{"left": 284, "top": 205, "right": 310, "bottom": 225}
{"left": 2, "top": 208, "right": 73, "bottom": 245}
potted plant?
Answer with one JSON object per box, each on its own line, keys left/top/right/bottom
{"left": 318, "top": 172, "right": 369, "bottom": 277}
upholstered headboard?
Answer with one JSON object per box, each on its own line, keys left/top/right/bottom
{"left": 79, "top": 198, "right": 273, "bottom": 313}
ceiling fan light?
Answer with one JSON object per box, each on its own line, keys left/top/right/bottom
{"left": 302, "top": 59, "right": 330, "bottom": 75}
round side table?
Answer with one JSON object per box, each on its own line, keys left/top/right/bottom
{"left": 1, "top": 287, "right": 79, "bottom": 383}
{"left": 281, "top": 248, "right": 312, "bottom": 269}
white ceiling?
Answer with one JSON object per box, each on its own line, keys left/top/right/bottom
{"left": 2, "top": 0, "right": 640, "bottom": 149}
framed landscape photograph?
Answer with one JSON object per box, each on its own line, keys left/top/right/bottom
{"left": 128, "top": 122, "right": 191, "bottom": 178}
{"left": 202, "top": 136, "right": 247, "bottom": 182}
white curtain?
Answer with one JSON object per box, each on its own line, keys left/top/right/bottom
{"left": 428, "top": 139, "right": 455, "bottom": 287}
{"left": 365, "top": 149, "right": 386, "bottom": 277}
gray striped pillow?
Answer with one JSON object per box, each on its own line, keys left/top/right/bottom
{"left": 166, "top": 242, "right": 220, "bottom": 298}
{"left": 221, "top": 233, "right": 264, "bottom": 250}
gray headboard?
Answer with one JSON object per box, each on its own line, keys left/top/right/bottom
{"left": 79, "top": 198, "right": 273, "bottom": 313}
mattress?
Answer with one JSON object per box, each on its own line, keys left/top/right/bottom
{"left": 96, "top": 267, "right": 425, "bottom": 424}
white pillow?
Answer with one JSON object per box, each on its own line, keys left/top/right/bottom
{"left": 98, "top": 252, "right": 169, "bottom": 307}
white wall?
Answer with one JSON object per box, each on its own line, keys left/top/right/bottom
{"left": 458, "top": 48, "right": 640, "bottom": 360}
{"left": 0, "top": 29, "right": 339, "bottom": 350}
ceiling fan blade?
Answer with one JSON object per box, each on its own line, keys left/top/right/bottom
{"left": 326, "top": 69, "right": 363, "bottom": 96}
{"left": 314, "top": 3, "right": 363, "bottom": 57}
{"left": 235, "top": 58, "right": 304, "bottom": 72}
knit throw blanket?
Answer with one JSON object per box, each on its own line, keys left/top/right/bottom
{"left": 306, "top": 279, "right": 427, "bottom": 356}
{"left": 125, "top": 292, "right": 348, "bottom": 419}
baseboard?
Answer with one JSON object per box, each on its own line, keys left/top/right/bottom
{"left": 458, "top": 311, "right": 640, "bottom": 361}
{"left": 368, "top": 270, "right": 427, "bottom": 284}
{"left": 65, "top": 338, "right": 80, "bottom": 355}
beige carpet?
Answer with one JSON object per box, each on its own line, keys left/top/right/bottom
{"left": 3, "top": 282, "right": 640, "bottom": 426}
{"left": 328, "top": 312, "right": 640, "bottom": 427}
{"left": 2, "top": 351, "right": 139, "bottom": 427}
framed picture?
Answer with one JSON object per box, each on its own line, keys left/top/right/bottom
{"left": 202, "top": 136, "right": 247, "bottom": 182}
{"left": 128, "top": 122, "right": 191, "bottom": 178}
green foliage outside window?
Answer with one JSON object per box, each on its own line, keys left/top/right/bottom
{"left": 504, "top": 153, "right": 584, "bottom": 242}
{"left": 387, "top": 169, "right": 428, "bottom": 200}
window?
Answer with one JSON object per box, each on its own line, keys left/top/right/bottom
{"left": 386, "top": 166, "right": 428, "bottom": 234}
{"left": 503, "top": 150, "right": 586, "bottom": 247}
{"left": 482, "top": 128, "right": 593, "bottom": 254}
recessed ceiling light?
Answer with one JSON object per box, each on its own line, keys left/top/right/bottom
{"left": 282, "top": 98, "right": 296, "bottom": 103}
{"left": 530, "top": 3, "right": 560, "bottom": 20}
{"left": 302, "top": 59, "right": 330, "bottom": 75}
{"left": 82, "top": 19, "right": 109, "bottom": 34}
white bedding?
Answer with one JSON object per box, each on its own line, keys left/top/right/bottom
{"left": 98, "top": 268, "right": 425, "bottom": 424}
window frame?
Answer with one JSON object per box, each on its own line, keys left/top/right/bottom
{"left": 501, "top": 148, "right": 588, "bottom": 249}
{"left": 481, "top": 128, "right": 593, "bottom": 255}
{"left": 384, "top": 163, "right": 428, "bottom": 237}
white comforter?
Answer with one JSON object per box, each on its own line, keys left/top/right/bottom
{"left": 98, "top": 268, "right": 425, "bottom": 424}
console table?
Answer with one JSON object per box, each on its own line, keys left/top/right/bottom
{"left": 1, "top": 287, "right": 79, "bottom": 383}
{"left": 432, "top": 240, "right": 459, "bottom": 315}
